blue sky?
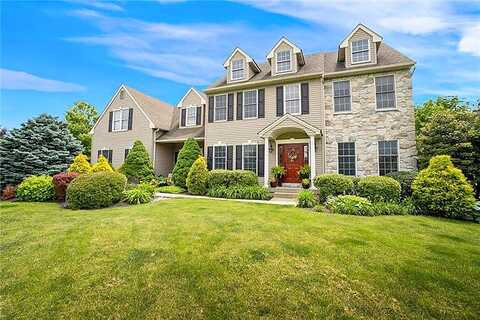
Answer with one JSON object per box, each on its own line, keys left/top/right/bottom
{"left": 1, "top": 0, "right": 479, "bottom": 129}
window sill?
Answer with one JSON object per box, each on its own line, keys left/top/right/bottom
{"left": 243, "top": 116, "right": 258, "bottom": 120}
{"left": 180, "top": 124, "right": 202, "bottom": 129}
{"left": 333, "top": 111, "right": 353, "bottom": 115}
{"left": 213, "top": 119, "right": 227, "bottom": 123}
{"left": 375, "top": 108, "right": 398, "bottom": 112}
{"left": 112, "top": 129, "right": 128, "bottom": 132}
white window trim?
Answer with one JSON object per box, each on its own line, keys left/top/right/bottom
{"left": 377, "top": 139, "right": 400, "bottom": 176}
{"left": 230, "top": 59, "right": 245, "bottom": 81}
{"left": 112, "top": 107, "right": 129, "bottom": 132}
{"left": 374, "top": 74, "right": 398, "bottom": 111}
{"left": 332, "top": 80, "right": 353, "bottom": 115}
{"left": 283, "top": 83, "right": 302, "bottom": 115}
{"left": 242, "top": 143, "right": 258, "bottom": 174}
{"left": 350, "top": 38, "right": 371, "bottom": 65}
{"left": 242, "top": 89, "right": 258, "bottom": 120}
{"left": 213, "top": 144, "right": 227, "bottom": 170}
{"left": 213, "top": 94, "right": 227, "bottom": 122}
{"left": 184, "top": 105, "right": 198, "bottom": 127}
{"left": 336, "top": 141, "right": 356, "bottom": 176}
{"left": 276, "top": 49, "right": 293, "bottom": 74}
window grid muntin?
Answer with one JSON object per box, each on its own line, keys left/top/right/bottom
{"left": 186, "top": 106, "right": 197, "bottom": 126}
{"left": 231, "top": 59, "right": 245, "bottom": 80}
{"left": 277, "top": 50, "right": 291, "bottom": 73}
{"left": 113, "top": 109, "right": 129, "bottom": 131}
{"left": 243, "top": 90, "right": 257, "bottom": 119}
{"left": 214, "top": 145, "right": 226, "bottom": 170}
{"left": 338, "top": 142, "right": 356, "bottom": 176}
{"left": 378, "top": 140, "right": 399, "bottom": 175}
{"left": 351, "top": 39, "right": 369, "bottom": 63}
{"left": 333, "top": 81, "right": 351, "bottom": 113}
{"left": 243, "top": 144, "right": 257, "bottom": 174}
{"left": 284, "top": 84, "right": 300, "bottom": 114}
{"left": 214, "top": 95, "right": 227, "bottom": 121}
{"left": 376, "top": 75, "right": 396, "bottom": 109}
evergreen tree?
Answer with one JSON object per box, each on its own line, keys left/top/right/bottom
{"left": 172, "top": 138, "right": 201, "bottom": 188}
{"left": 186, "top": 156, "right": 208, "bottom": 195}
{"left": 0, "top": 114, "right": 82, "bottom": 188}
{"left": 68, "top": 153, "right": 92, "bottom": 174}
{"left": 65, "top": 101, "right": 98, "bottom": 155}
{"left": 121, "top": 140, "right": 154, "bottom": 183}
{"left": 91, "top": 155, "right": 113, "bottom": 173}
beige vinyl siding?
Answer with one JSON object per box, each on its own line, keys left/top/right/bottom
{"left": 346, "top": 28, "right": 377, "bottom": 68}
{"left": 154, "top": 143, "right": 174, "bottom": 176}
{"left": 271, "top": 42, "right": 298, "bottom": 76}
{"left": 91, "top": 91, "right": 154, "bottom": 169}
{"left": 226, "top": 51, "right": 252, "bottom": 83}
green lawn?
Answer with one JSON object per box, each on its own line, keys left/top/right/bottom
{"left": 1, "top": 200, "right": 479, "bottom": 319}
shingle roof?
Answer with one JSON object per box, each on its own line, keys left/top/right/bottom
{"left": 157, "top": 107, "right": 205, "bottom": 142}
{"left": 208, "top": 43, "right": 414, "bottom": 89}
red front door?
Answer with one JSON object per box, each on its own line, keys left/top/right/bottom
{"left": 279, "top": 144, "right": 306, "bottom": 183}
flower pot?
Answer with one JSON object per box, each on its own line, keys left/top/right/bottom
{"left": 270, "top": 180, "right": 277, "bottom": 188}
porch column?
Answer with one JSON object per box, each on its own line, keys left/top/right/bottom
{"left": 309, "top": 135, "right": 316, "bottom": 189}
{"left": 264, "top": 137, "right": 269, "bottom": 187}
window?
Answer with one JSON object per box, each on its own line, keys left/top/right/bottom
{"left": 243, "top": 90, "right": 257, "bottom": 119}
{"left": 338, "top": 142, "right": 356, "bottom": 176}
{"left": 186, "top": 106, "right": 197, "bottom": 126}
{"left": 351, "top": 39, "right": 369, "bottom": 63}
{"left": 214, "top": 95, "right": 227, "bottom": 121}
{"left": 99, "top": 149, "right": 112, "bottom": 163}
{"left": 284, "top": 84, "right": 300, "bottom": 114}
{"left": 214, "top": 145, "right": 226, "bottom": 169}
{"left": 333, "top": 81, "right": 351, "bottom": 113}
{"left": 276, "top": 50, "right": 291, "bottom": 73}
{"left": 376, "top": 75, "right": 396, "bottom": 110}
{"left": 378, "top": 140, "right": 399, "bottom": 175}
{"left": 113, "top": 109, "right": 129, "bottom": 131}
{"left": 243, "top": 144, "right": 257, "bottom": 174}
{"left": 231, "top": 59, "right": 245, "bottom": 80}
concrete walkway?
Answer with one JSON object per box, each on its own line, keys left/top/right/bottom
{"left": 154, "top": 192, "right": 296, "bottom": 206}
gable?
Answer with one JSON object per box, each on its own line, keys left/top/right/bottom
{"left": 339, "top": 24, "right": 382, "bottom": 48}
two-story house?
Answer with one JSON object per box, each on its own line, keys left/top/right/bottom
{"left": 91, "top": 24, "right": 417, "bottom": 187}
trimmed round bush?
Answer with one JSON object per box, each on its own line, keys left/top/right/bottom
{"left": 16, "top": 175, "right": 55, "bottom": 202}
{"left": 187, "top": 156, "right": 208, "bottom": 195}
{"left": 326, "top": 195, "right": 372, "bottom": 216}
{"left": 313, "top": 174, "right": 354, "bottom": 203}
{"left": 91, "top": 155, "right": 113, "bottom": 173}
{"left": 172, "top": 138, "right": 202, "bottom": 188}
{"left": 120, "top": 140, "right": 154, "bottom": 183}
{"left": 386, "top": 171, "right": 417, "bottom": 199}
{"left": 66, "top": 171, "right": 127, "bottom": 209}
{"left": 412, "top": 155, "right": 476, "bottom": 218}
{"left": 356, "top": 176, "right": 401, "bottom": 203}
{"left": 297, "top": 190, "right": 317, "bottom": 208}
{"left": 52, "top": 172, "right": 79, "bottom": 201}
{"left": 208, "top": 170, "right": 258, "bottom": 189}
{"left": 67, "top": 153, "right": 91, "bottom": 174}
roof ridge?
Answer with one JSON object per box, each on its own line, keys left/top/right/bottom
{"left": 123, "top": 85, "right": 175, "bottom": 109}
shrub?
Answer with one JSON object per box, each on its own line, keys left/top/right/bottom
{"left": 186, "top": 156, "right": 208, "bottom": 195}
{"left": 326, "top": 195, "right": 372, "bottom": 216}
{"left": 66, "top": 171, "right": 126, "bottom": 209}
{"left": 120, "top": 140, "right": 154, "bottom": 183}
{"left": 387, "top": 171, "right": 417, "bottom": 199}
{"left": 91, "top": 155, "right": 113, "bottom": 173}
{"left": 412, "top": 155, "right": 476, "bottom": 218}
{"left": 172, "top": 138, "right": 202, "bottom": 188}
{"left": 298, "top": 165, "right": 311, "bottom": 180}
{"left": 207, "top": 170, "right": 258, "bottom": 189}
{"left": 123, "top": 182, "right": 155, "bottom": 205}
{"left": 16, "top": 175, "right": 55, "bottom": 202}
{"left": 156, "top": 185, "right": 185, "bottom": 194}
{"left": 368, "top": 202, "right": 411, "bottom": 216}
{"left": 313, "top": 204, "right": 326, "bottom": 213}
{"left": 52, "top": 172, "right": 79, "bottom": 201}
{"left": 297, "top": 190, "right": 317, "bottom": 208}
{"left": 356, "top": 176, "right": 401, "bottom": 203}
{"left": 67, "top": 153, "right": 91, "bottom": 174}
{"left": 313, "top": 174, "right": 354, "bottom": 203}
{"left": 207, "top": 185, "right": 272, "bottom": 200}
{"left": 1, "top": 185, "right": 16, "bottom": 200}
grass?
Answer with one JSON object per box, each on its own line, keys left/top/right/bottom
{"left": 1, "top": 199, "right": 479, "bottom": 319}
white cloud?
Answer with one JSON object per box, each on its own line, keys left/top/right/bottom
{"left": 66, "top": 0, "right": 124, "bottom": 12}
{"left": 458, "top": 23, "right": 480, "bottom": 57}
{"left": 0, "top": 69, "right": 85, "bottom": 92}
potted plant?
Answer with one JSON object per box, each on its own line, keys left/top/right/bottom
{"left": 298, "top": 165, "right": 311, "bottom": 180}
{"left": 269, "top": 177, "right": 277, "bottom": 188}
{"left": 302, "top": 178, "right": 311, "bottom": 189}
{"left": 271, "top": 166, "right": 285, "bottom": 186}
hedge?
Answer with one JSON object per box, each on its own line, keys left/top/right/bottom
{"left": 313, "top": 174, "right": 354, "bottom": 203}
{"left": 207, "top": 185, "right": 271, "bottom": 200}
{"left": 16, "top": 175, "right": 55, "bottom": 202}
{"left": 356, "top": 176, "right": 401, "bottom": 203}
{"left": 207, "top": 170, "right": 258, "bottom": 189}
{"left": 386, "top": 171, "right": 417, "bottom": 199}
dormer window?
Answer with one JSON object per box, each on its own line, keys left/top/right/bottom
{"left": 276, "top": 50, "right": 292, "bottom": 73}
{"left": 351, "top": 39, "right": 370, "bottom": 63}
{"left": 186, "top": 106, "right": 197, "bottom": 127}
{"left": 231, "top": 59, "right": 245, "bottom": 80}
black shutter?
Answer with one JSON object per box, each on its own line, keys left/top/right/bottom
{"left": 128, "top": 108, "right": 133, "bottom": 130}
{"left": 196, "top": 106, "right": 202, "bottom": 125}
{"left": 227, "top": 145, "right": 233, "bottom": 170}
{"left": 108, "top": 150, "right": 113, "bottom": 163}
{"left": 235, "top": 145, "right": 242, "bottom": 170}
{"left": 108, "top": 111, "right": 113, "bottom": 132}
{"left": 207, "top": 146, "right": 213, "bottom": 170}
{"left": 181, "top": 109, "right": 186, "bottom": 127}
{"left": 208, "top": 96, "right": 214, "bottom": 123}
{"left": 124, "top": 149, "right": 129, "bottom": 160}
{"left": 236, "top": 92, "right": 243, "bottom": 120}
{"left": 258, "top": 89, "right": 265, "bottom": 118}
{"left": 301, "top": 83, "right": 309, "bottom": 115}
{"left": 227, "top": 93, "right": 234, "bottom": 121}
{"left": 276, "top": 86, "right": 284, "bottom": 116}
{"left": 97, "top": 150, "right": 101, "bottom": 160}
{"left": 257, "top": 144, "right": 265, "bottom": 177}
